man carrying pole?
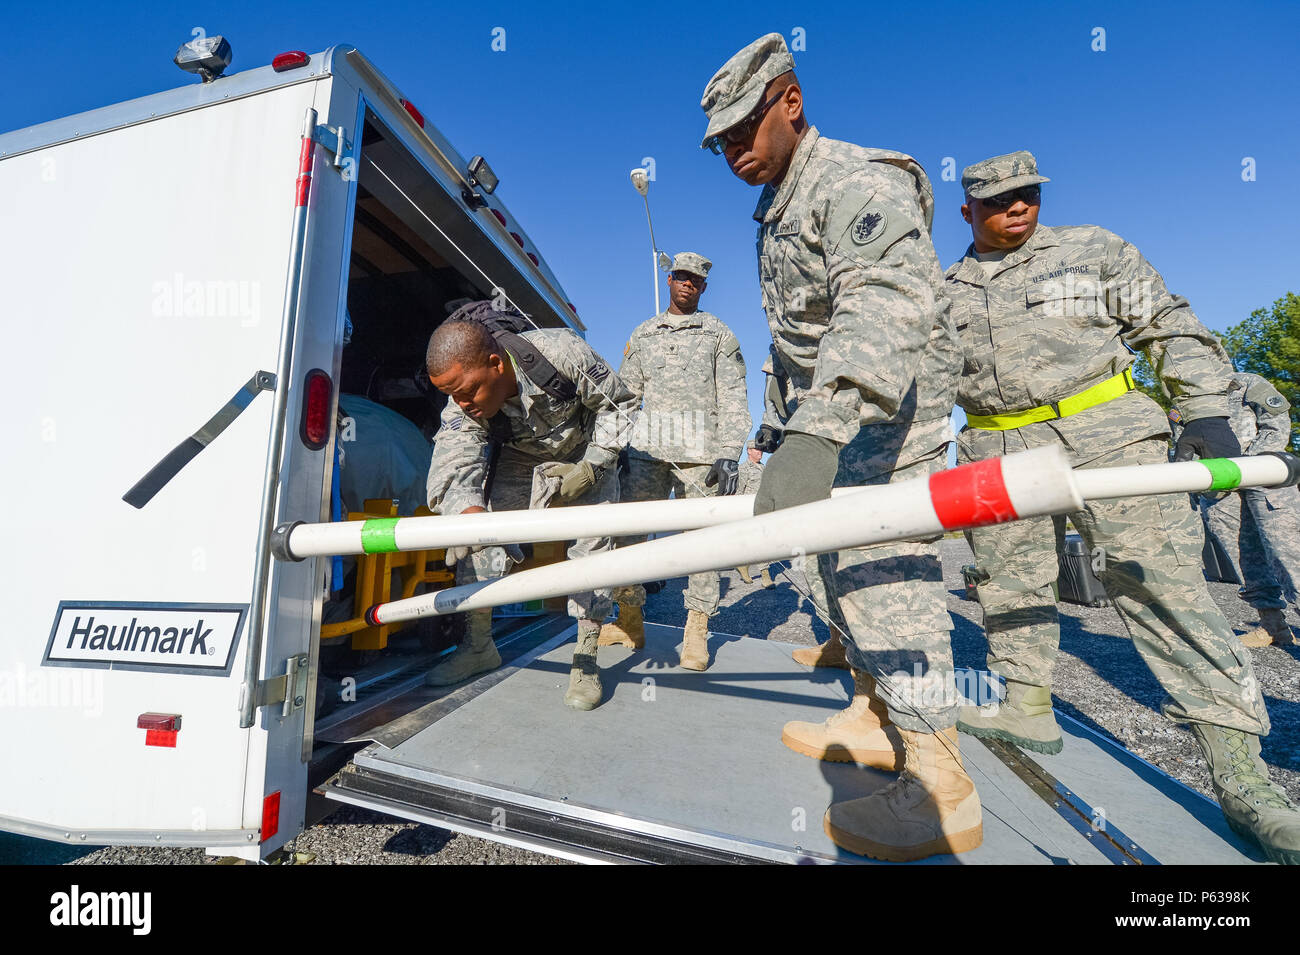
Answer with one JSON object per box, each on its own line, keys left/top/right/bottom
{"left": 698, "top": 33, "right": 972, "bottom": 861}
{"left": 945, "top": 152, "right": 1299, "bottom": 863}
{"left": 421, "top": 301, "right": 638, "bottom": 711}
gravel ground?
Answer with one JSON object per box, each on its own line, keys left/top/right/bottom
{"left": 19, "top": 537, "right": 1298, "bottom": 865}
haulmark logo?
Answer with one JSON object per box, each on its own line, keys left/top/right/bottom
{"left": 44, "top": 602, "right": 245, "bottom": 675}
{"left": 49, "top": 885, "right": 151, "bottom": 935}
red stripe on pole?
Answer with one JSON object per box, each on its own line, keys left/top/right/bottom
{"left": 929, "top": 458, "right": 1019, "bottom": 530}
{"left": 294, "top": 136, "right": 314, "bottom": 207}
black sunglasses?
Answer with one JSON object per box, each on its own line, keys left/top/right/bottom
{"left": 978, "top": 185, "right": 1041, "bottom": 210}
{"left": 703, "top": 90, "right": 785, "bottom": 155}
{"left": 670, "top": 271, "right": 705, "bottom": 285}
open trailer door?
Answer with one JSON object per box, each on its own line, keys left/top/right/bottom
{"left": 0, "top": 55, "right": 349, "bottom": 861}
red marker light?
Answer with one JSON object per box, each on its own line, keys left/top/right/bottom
{"left": 262, "top": 792, "right": 281, "bottom": 841}
{"left": 491, "top": 209, "right": 506, "bottom": 226}
{"left": 567, "top": 303, "right": 578, "bottom": 313}
{"left": 510, "top": 232, "right": 524, "bottom": 247}
{"left": 138, "top": 713, "right": 181, "bottom": 747}
{"left": 272, "top": 51, "right": 309, "bottom": 72}
{"left": 400, "top": 99, "right": 425, "bottom": 128}
{"left": 527, "top": 252, "right": 539, "bottom": 266}
{"left": 300, "top": 369, "right": 333, "bottom": 450}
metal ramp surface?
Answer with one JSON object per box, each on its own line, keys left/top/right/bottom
{"left": 322, "top": 621, "right": 1265, "bottom": 865}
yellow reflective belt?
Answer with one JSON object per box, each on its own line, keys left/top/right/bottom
{"left": 967, "top": 369, "right": 1136, "bottom": 431}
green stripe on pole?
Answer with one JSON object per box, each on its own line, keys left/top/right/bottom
{"left": 360, "top": 518, "right": 400, "bottom": 554}
{"left": 1202, "top": 458, "right": 1243, "bottom": 491}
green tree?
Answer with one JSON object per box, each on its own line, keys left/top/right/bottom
{"left": 1130, "top": 351, "right": 1171, "bottom": 413}
{"left": 1222, "top": 292, "right": 1299, "bottom": 451}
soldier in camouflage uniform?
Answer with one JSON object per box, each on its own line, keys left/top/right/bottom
{"left": 947, "top": 152, "right": 1300, "bottom": 863}
{"left": 700, "top": 34, "right": 976, "bottom": 862}
{"left": 422, "top": 308, "right": 638, "bottom": 711}
{"left": 1192, "top": 374, "right": 1299, "bottom": 646}
{"left": 602, "top": 253, "right": 750, "bottom": 670}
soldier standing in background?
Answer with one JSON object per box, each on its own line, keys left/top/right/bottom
{"left": 601, "top": 253, "right": 750, "bottom": 670}
{"left": 423, "top": 304, "right": 638, "bottom": 711}
{"left": 1189, "top": 373, "right": 1298, "bottom": 646}
{"left": 946, "top": 152, "right": 1299, "bottom": 863}
{"left": 700, "top": 34, "right": 973, "bottom": 862}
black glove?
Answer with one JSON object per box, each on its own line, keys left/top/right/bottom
{"left": 1173, "top": 416, "right": 1242, "bottom": 462}
{"left": 705, "top": 458, "right": 740, "bottom": 496}
{"left": 753, "top": 431, "right": 840, "bottom": 515}
{"left": 753, "top": 424, "right": 783, "bottom": 454}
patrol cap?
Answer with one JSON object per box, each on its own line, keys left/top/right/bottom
{"left": 670, "top": 252, "right": 712, "bottom": 278}
{"left": 699, "top": 33, "right": 795, "bottom": 148}
{"left": 962, "top": 150, "right": 1050, "bottom": 199}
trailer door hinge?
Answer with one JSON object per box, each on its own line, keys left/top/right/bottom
{"left": 251, "top": 654, "right": 310, "bottom": 717}
{"left": 312, "top": 124, "right": 354, "bottom": 176}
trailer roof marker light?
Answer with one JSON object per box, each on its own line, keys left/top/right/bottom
{"left": 300, "top": 369, "right": 333, "bottom": 451}
{"left": 510, "top": 231, "right": 525, "bottom": 248}
{"left": 174, "top": 35, "right": 233, "bottom": 83}
{"left": 271, "top": 51, "right": 309, "bottom": 72}
{"left": 491, "top": 209, "right": 506, "bottom": 226}
{"left": 400, "top": 99, "right": 425, "bottom": 129}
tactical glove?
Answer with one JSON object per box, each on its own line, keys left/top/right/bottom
{"left": 444, "top": 542, "right": 524, "bottom": 569}
{"left": 753, "top": 431, "right": 840, "bottom": 515}
{"left": 542, "top": 460, "right": 602, "bottom": 503}
{"left": 753, "top": 424, "right": 783, "bottom": 454}
{"left": 705, "top": 458, "right": 740, "bottom": 496}
{"left": 1173, "top": 416, "right": 1242, "bottom": 462}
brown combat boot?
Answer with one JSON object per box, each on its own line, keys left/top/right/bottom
{"left": 781, "top": 669, "right": 903, "bottom": 769}
{"left": 824, "top": 726, "right": 983, "bottom": 862}
{"left": 425, "top": 610, "right": 500, "bottom": 686}
{"left": 598, "top": 601, "right": 645, "bottom": 650}
{"left": 679, "top": 610, "right": 710, "bottom": 670}
{"left": 1236, "top": 608, "right": 1294, "bottom": 648}
{"left": 792, "top": 631, "right": 849, "bottom": 669}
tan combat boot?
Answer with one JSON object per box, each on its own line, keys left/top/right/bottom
{"left": 1191, "top": 722, "right": 1300, "bottom": 864}
{"left": 598, "top": 601, "right": 645, "bottom": 650}
{"left": 1239, "top": 608, "right": 1295, "bottom": 648}
{"left": 736, "top": 565, "right": 754, "bottom": 584}
{"left": 956, "top": 681, "right": 1062, "bottom": 755}
{"left": 824, "top": 726, "right": 983, "bottom": 862}
{"left": 425, "top": 610, "right": 501, "bottom": 686}
{"left": 781, "top": 669, "right": 902, "bottom": 769}
{"left": 791, "top": 631, "right": 849, "bottom": 669}
{"left": 564, "top": 621, "right": 603, "bottom": 711}
{"left": 679, "top": 610, "right": 710, "bottom": 670}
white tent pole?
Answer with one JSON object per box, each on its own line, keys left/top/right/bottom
{"left": 366, "top": 445, "right": 1082, "bottom": 625}
{"left": 275, "top": 452, "right": 1296, "bottom": 563}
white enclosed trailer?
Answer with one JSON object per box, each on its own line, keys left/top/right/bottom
{"left": 0, "top": 43, "right": 584, "bottom": 861}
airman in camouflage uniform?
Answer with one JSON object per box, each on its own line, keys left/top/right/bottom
{"left": 603, "top": 253, "right": 750, "bottom": 669}
{"left": 424, "top": 314, "right": 638, "bottom": 710}
{"left": 700, "top": 33, "right": 976, "bottom": 862}
{"left": 1194, "top": 373, "right": 1299, "bottom": 646}
{"left": 947, "top": 152, "right": 1300, "bottom": 864}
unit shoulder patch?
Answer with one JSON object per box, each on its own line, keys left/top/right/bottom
{"left": 852, "top": 210, "right": 888, "bottom": 245}
{"left": 1266, "top": 394, "right": 1286, "bottom": 408}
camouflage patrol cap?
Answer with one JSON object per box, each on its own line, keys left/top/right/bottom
{"left": 962, "top": 150, "right": 1051, "bottom": 199}
{"left": 670, "top": 252, "right": 712, "bottom": 278}
{"left": 699, "top": 33, "right": 795, "bottom": 148}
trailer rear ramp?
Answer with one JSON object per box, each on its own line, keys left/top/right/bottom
{"left": 321, "top": 621, "right": 1265, "bottom": 865}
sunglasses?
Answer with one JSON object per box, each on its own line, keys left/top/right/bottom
{"left": 703, "top": 90, "right": 785, "bottom": 155}
{"left": 978, "top": 185, "right": 1041, "bottom": 210}
{"left": 670, "top": 271, "right": 705, "bottom": 285}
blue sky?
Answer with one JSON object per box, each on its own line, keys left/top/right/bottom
{"left": 4, "top": 1, "right": 1297, "bottom": 436}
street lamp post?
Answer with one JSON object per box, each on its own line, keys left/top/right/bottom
{"left": 630, "top": 168, "right": 669, "bottom": 314}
